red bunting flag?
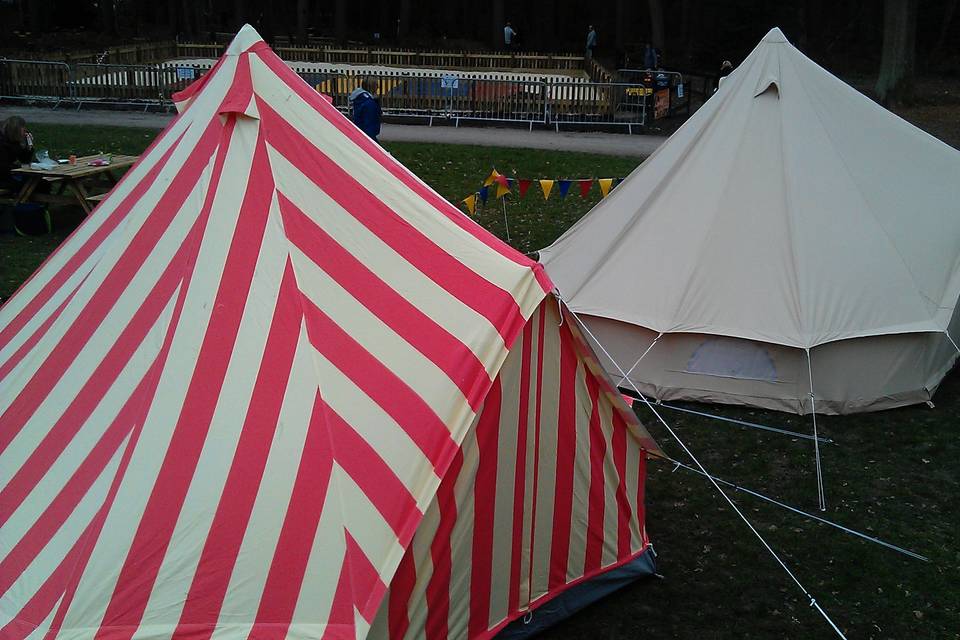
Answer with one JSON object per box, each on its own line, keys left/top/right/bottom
{"left": 578, "top": 179, "right": 593, "bottom": 198}
{"left": 494, "top": 174, "right": 511, "bottom": 198}
{"left": 620, "top": 393, "right": 635, "bottom": 407}
{"left": 518, "top": 179, "right": 532, "bottom": 199}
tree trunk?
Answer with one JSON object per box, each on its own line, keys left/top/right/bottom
{"left": 27, "top": 0, "right": 49, "bottom": 32}
{"left": 647, "top": 0, "right": 665, "bottom": 57}
{"left": 875, "top": 0, "right": 917, "bottom": 106}
{"left": 378, "top": 1, "right": 391, "bottom": 41}
{"left": 680, "top": 0, "right": 694, "bottom": 65}
{"left": 796, "top": 1, "right": 808, "bottom": 50}
{"left": 180, "top": 0, "right": 195, "bottom": 37}
{"left": 933, "top": 0, "right": 958, "bottom": 57}
{"left": 97, "top": 0, "right": 117, "bottom": 34}
{"left": 233, "top": 0, "right": 245, "bottom": 29}
{"left": 296, "top": 0, "right": 309, "bottom": 42}
{"left": 398, "top": 0, "right": 411, "bottom": 38}
{"left": 614, "top": 0, "right": 626, "bottom": 52}
{"left": 168, "top": 0, "right": 179, "bottom": 34}
{"left": 492, "top": 0, "right": 505, "bottom": 50}
{"left": 536, "top": 0, "right": 555, "bottom": 52}
{"left": 334, "top": 0, "right": 347, "bottom": 42}
{"left": 441, "top": 0, "right": 458, "bottom": 40}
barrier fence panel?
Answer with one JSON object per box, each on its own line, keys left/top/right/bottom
{"left": 617, "top": 69, "right": 688, "bottom": 119}
{"left": 0, "top": 60, "right": 72, "bottom": 102}
{"left": 447, "top": 77, "right": 548, "bottom": 127}
{"left": 157, "top": 62, "right": 213, "bottom": 102}
{"left": 548, "top": 81, "right": 647, "bottom": 132}
{"left": 306, "top": 71, "right": 549, "bottom": 127}
{"left": 1, "top": 59, "right": 654, "bottom": 132}
{"left": 72, "top": 63, "right": 167, "bottom": 101}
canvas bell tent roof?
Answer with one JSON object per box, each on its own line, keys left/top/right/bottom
{"left": 0, "top": 26, "right": 661, "bottom": 640}
{"left": 540, "top": 27, "right": 960, "bottom": 415}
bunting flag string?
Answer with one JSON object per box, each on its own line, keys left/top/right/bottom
{"left": 457, "top": 169, "right": 626, "bottom": 216}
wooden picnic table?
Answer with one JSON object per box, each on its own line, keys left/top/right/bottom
{"left": 11, "top": 154, "right": 139, "bottom": 215}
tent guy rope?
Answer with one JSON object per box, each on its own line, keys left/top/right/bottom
{"left": 565, "top": 304, "right": 850, "bottom": 640}
{"left": 654, "top": 402, "right": 834, "bottom": 443}
{"left": 616, "top": 331, "right": 663, "bottom": 387}
{"left": 667, "top": 459, "right": 929, "bottom": 562}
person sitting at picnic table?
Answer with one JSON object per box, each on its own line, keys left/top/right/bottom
{"left": 0, "top": 115, "right": 52, "bottom": 236}
{"left": 0, "top": 116, "right": 35, "bottom": 193}
{"left": 349, "top": 78, "right": 383, "bottom": 144}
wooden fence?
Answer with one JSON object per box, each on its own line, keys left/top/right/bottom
{"left": 175, "top": 42, "right": 587, "bottom": 71}
{"left": 5, "top": 40, "right": 590, "bottom": 73}
{"left": 1, "top": 42, "right": 178, "bottom": 65}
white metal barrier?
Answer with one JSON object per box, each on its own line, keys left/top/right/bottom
{"left": 548, "top": 81, "right": 648, "bottom": 132}
{"left": 0, "top": 59, "right": 654, "bottom": 131}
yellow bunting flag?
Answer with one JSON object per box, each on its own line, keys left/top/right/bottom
{"left": 539, "top": 179, "right": 555, "bottom": 200}
{"left": 462, "top": 193, "right": 477, "bottom": 215}
{"left": 484, "top": 169, "right": 501, "bottom": 187}
{"left": 598, "top": 178, "right": 614, "bottom": 198}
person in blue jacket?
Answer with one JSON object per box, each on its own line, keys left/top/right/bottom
{"left": 349, "top": 78, "right": 382, "bottom": 143}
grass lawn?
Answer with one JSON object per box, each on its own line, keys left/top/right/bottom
{"left": 1, "top": 124, "right": 957, "bottom": 639}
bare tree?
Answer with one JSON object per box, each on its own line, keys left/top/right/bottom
{"left": 398, "top": 0, "right": 411, "bottom": 39}
{"left": 647, "top": 0, "right": 665, "bottom": 54}
{"left": 335, "top": 0, "right": 347, "bottom": 41}
{"left": 296, "top": 0, "right": 309, "bottom": 42}
{"left": 933, "top": 0, "right": 958, "bottom": 58}
{"left": 233, "top": 0, "right": 244, "bottom": 29}
{"left": 680, "top": 0, "right": 695, "bottom": 65}
{"left": 491, "top": 0, "right": 504, "bottom": 50}
{"left": 875, "top": 0, "right": 918, "bottom": 106}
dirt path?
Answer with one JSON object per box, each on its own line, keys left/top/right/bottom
{"left": 0, "top": 106, "right": 666, "bottom": 158}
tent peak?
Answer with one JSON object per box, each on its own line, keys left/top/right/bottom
{"left": 761, "top": 27, "right": 789, "bottom": 43}
{"left": 226, "top": 24, "right": 265, "bottom": 55}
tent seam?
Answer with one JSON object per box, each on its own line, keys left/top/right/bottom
{"left": 791, "top": 52, "right": 938, "bottom": 321}
{"left": 777, "top": 44, "right": 808, "bottom": 349}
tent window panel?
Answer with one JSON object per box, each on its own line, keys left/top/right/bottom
{"left": 684, "top": 337, "right": 779, "bottom": 382}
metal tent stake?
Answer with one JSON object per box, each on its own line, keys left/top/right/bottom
{"left": 805, "top": 348, "right": 827, "bottom": 512}
{"left": 501, "top": 196, "right": 511, "bottom": 242}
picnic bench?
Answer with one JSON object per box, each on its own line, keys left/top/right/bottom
{"left": 11, "top": 154, "right": 138, "bottom": 215}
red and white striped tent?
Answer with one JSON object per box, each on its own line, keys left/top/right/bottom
{"left": 0, "top": 26, "right": 661, "bottom": 640}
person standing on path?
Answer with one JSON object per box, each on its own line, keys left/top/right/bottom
{"left": 643, "top": 42, "right": 658, "bottom": 69}
{"left": 504, "top": 22, "right": 517, "bottom": 50}
{"left": 717, "top": 60, "right": 734, "bottom": 90}
{"left": 349, "top": 78, "right": 382, "bottom": 143}
{"left": 586, "top": 25, "right": 598, "bottom": 60}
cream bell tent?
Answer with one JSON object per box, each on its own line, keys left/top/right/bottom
{"left": 540, "top": 28, "right": 960, "bottom": 415}
{"left": 0, "top": 26, "right": 661, "bottom": 640}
